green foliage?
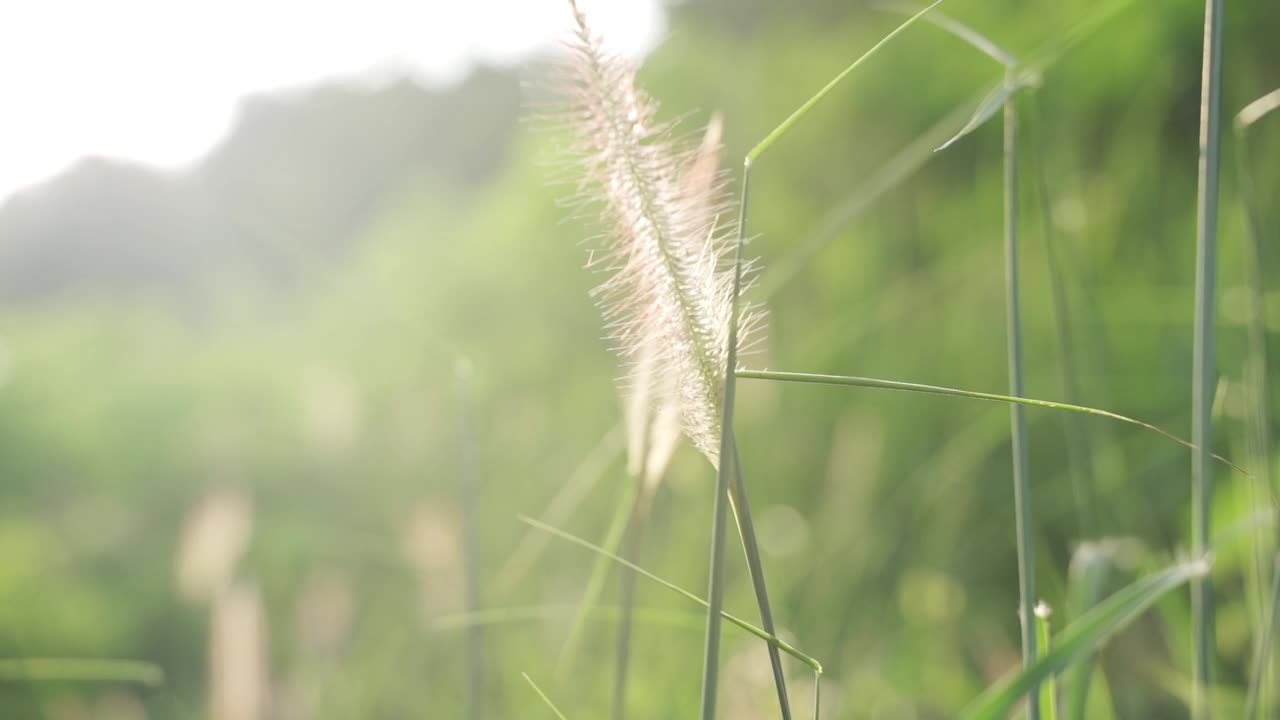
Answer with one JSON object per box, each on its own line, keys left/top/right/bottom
{"left": 0, "top": 0, "right": 1278, "bottom": 717}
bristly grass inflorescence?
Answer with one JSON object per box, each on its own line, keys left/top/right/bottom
{"left": 555, "top": 0, "right": 763, "bottom": 469}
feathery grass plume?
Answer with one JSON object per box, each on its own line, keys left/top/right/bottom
{"left": 625, "top": 112, "right": 724, "bottom": 499}
{"left": 557, "top": 0, "right": 760, "bottom": 469}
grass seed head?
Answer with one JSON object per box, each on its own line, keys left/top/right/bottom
{"left": 555, "top": 1, "right": 763, "bottom": 468}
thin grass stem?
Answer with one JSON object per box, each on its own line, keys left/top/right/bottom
{"left": 722, "top": 10, "right": 948, "bottom": 714}
{"left": 1236, "top": 88, "right": 1280, "bottom": 719}
{"left": 1064, "top": 545, "right": 1115, "bottom": 720}
{"left": 727, "top": 434, "right": 791, "bottom": 719}
{"left": 747, "top": 0, "right": 943, "bottom": 162}
{"left": 1001, "top": 68, "right": 1039, "bottom": 720}
{"left": 523, "top": 672, "right": 570, "bottom": 720}
{"left": 735, "top": 369, "right": 1257, "bottom": 483}
{"left": 1190, "top": 1, "right": 1225, "bottom": 716}
{"left": 812, "top": 672, "right": 821, "bottom": 720}
{"left": 519, "top": 515, "right": 823, "bottom": 673}
{"left": 760, "top": 95, "right": 979, "bottom": 300}
{"left": 699, "top": 167, "right": 749, "bottom": 720}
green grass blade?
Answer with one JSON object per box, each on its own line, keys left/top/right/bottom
{"left": 877, "top": 4, "right": 1014, "bottom": 66}
{"left": 1001, "top": 72, "right": 1038, "bottom": 720}
{"left": 700, "top": 166, "right": 752, "bottom": 720}
{"left": 936, "top": 77, "right": 1033, "bottom": 152}
{"left": 523, "top": 672, "right": 570, "bottom": 720}
{"left": 718, "top": 1, "right": 949, "bottom": 697}
{"left": 1064, "top": 543, "right": 1120, "bottom": 720}
{"left": 1190, "top": 1, "right": 1225, "bottom": 716}
{"left": 727, "top": 435, "right": 791, "bottom": 719}
{"left": 1236, "top": 89, "right": 1280, "bottom": 130}
{"left": 960, "top": 561, "right": 1208, "bottom": 720}
{"left": 519, "top": 515, "right": 823, "bottom": 673}
{"left": 736, "top": 369, "right": 1256, "bottom": 481}
{"left": 723, "top": 2, "right": 946, "bottom": 698}
{"left": 0, "top": 658, "right": 164, "bottom": 685}
{"left": 919, "top": 0, "right": 1134, "bottom": 152}
{"left": 760, "top": 92, "right": 981, "bottom": 299}
{"left": 812, "top": 672, "right": 821, "bottom": 720}
{"left": 747, "top": 0, "right": 944, "bottom": 163}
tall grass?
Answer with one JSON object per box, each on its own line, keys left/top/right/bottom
{"left": 539, "top": 2, "right": 1271, "bottom": 716}
{"left": 551, "top": 4, "right": 788, "bottom": 716}
{"left": 1000, "top": 64, "right": 1039, "bottom": 720}
{"left": 1190, "top": 1, "right": 1225, "bottom": 716}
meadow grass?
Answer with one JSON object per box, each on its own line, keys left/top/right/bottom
{"left": 536, "top": 1, "right": 1274, "bottom": 717}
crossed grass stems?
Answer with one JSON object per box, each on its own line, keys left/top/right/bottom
{"left": 517, "top": 2, "right": 1280, "bottom": 718}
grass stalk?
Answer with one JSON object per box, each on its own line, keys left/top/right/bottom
{"left": 456, "top": 360, "right": 484, "bottom": 720}
{"left": 758, "top": 90, "right": 980, "bottom": 300}
{"left": 713, "top": 7, "right": 945, "bottom": 713}
{"left": 727, "top": 435, "right": 791, "bottom": 719}
{"left": 1064, "top": 543, "right": 1117, "bottom": 720}
{"left": 1001, "top": 67, "right": 1039, "bottom": 720}
{"left": 1236, "top": 88, "right": 1280, "bottom": 719}
{"left": 698, "top": 169, "right": 748, "bottom": 720}
{"left": 746, "top": 0, "right": 945, "bottom": 163}
{"left": 734, "top": 369, "right": 1255, "bottom": 481}
{"left": 896, "top": 6, "right": 1108, "bottom": 547}
{"left": 523, "top": 672, "right": 570, "bottom": 720}
{"left": 519, "top": 515, "right": 823, "bottom": 672}
{"left": 1189, "top": 0, "right": 1224, "bottom": 716}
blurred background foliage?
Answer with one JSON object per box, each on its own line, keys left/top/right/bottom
{"left": 0, "top": 0, "right": 1278, "bottom": 717}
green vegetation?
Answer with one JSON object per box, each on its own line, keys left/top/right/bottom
{"left": 0, "top": 0, "right": 1278, "bottom": 717}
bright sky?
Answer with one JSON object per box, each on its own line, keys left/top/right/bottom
{"left": 0, "top": 0, "right": 664, "bottom": 203}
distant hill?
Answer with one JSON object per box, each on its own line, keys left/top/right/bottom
{"left": 0, "top": 66, "right": 521, "bottom": 302}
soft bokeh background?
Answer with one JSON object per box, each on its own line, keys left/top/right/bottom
{"left": 0, "top": 0, "right": 1278, "bottom": 717}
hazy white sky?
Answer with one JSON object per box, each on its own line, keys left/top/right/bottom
{"left": 0, "top": 0, "right": 664, "bottom": 202}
